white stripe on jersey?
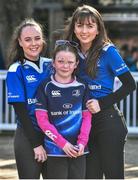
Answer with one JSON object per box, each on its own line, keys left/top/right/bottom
{"left": 8, "top": 62, "right": 20, "bottom": 72}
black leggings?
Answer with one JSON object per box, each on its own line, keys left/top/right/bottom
{"left": 14, "top": 128, "right": 47, "bottom": 179}
{"left": 86, "top": 106, "right": 128, "bottom": 179}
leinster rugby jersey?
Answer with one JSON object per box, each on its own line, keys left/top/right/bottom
{"left": 35, "top": 75, "right": 92, "bottom": 156}
{"left": 6, "top": 57, "right": 53, "bottom": 131}
{"left": 77, "top": 44, "right": 129, "bottom": 99}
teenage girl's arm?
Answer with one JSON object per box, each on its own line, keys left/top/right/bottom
{"left": 13, "top": 102, "right": 47, "bottom": 162}
{"left": 87, "top": 71, "right": 136, "bottom": 113}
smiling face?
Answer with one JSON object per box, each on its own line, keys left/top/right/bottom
{"left": 74, "top": 17, "right": 99, "bottom": 51}
{"left": 53, "top": 50, "right": 78, "bottom": 83}
{"left": 18, "top": 25, "right": 43, "bottom": 61}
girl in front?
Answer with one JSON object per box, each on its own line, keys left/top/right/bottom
{"left": 35, "top": 41, "right": 92, "bottom": 179}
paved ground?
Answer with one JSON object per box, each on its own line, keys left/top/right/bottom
{"left": 0, "top": 134, "right": 138, "bottom": 179}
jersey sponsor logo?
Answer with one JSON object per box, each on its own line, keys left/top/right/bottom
{"left": 88, "top": 84, "right": 101, "bottom": 90}
{"left": 63, "top": 103, "right": 73, "bottom": 109}
{"left": 26, "top": 75, "right": 37, "bottom": 82}
{"left": 27, "top": 98, "right": 37, "bottom": 104}
{"left": 72, "top": 89, "right": 80, "bottom": 97}
{"left": 8, "top": 92, "right": 19, "bottom": 98}
{"left": 45, "top": 130, "right": 57, "bottom": 141}
{"left": 51, "top": 90, "right": 61, "bottom": 97}
{"left": 51, "top": 110, "right": 80, "bottom": 116}
{"left": 51, "top": 111, "right": 62, "bottom": 116}
{"left": 116, "top": 63, "right": 127, "bottom": 72}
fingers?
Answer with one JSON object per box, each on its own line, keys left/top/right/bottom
{"left": 63, "top": 143, "right": 78, "bottom": 158}
{"left": 40, "top": 151, "right": 47, "bottom": 162}
{"left": 35, "top": 151, "right": 47, "bottom": 162}
{"left": 35, "top": 154, "right": 42, "bottom": 162}
{"left": 78, "top": 148, "right": 84, "bottom": 156}
{"left": 35, "top": 153, "right": 47, "bottom": 162}
{"left": 77, "top": 144, "right": 84, "bottom": 156}
{"left": 86, "top": 99, "right": 94, "bottom": 111}
{"left": 65, "top": 147, "right": 78, "bottom": 158}
{"left": 86, "top": 99, "right": 93, "bottom": 106}
{"left": 34, "top": 145, "right": 47, "bottom": 162}
{"left": 86, "top": 99, "right": 101, "bottom": 113}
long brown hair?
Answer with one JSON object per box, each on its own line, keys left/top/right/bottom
{"left": 64, "top": 5, "right": 111, "bottom": 78}
{"left": 7, "top": 18, "right": 46, "bottom": 68}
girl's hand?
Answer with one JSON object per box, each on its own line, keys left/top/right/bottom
{"left": 77, "top": 144, "right": 85, "bottom": 156}
{"left": 33, "top": 145, "right": 47, "bottom": 162}
{"left": 86, "top": 99, "right": 101, "bottom": 114}
{"left": 63, "top": 142, "right": 78, "bottom": 158}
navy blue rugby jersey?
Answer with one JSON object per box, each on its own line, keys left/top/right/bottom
{"left": 35, "top": 75, "right": 90, "bottom": 156}
{"left": 6, "top": 57, "right": 53, "bottom": 130}
{"left": 77, "top": 44, "right": 129, "bottom": 99}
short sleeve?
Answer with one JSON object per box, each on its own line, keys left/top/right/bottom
{"left": 6, "top": 65, "right": 25, "bottom": 103}
{"left": 105, "top": 46, "right": 129, "bottom": 76}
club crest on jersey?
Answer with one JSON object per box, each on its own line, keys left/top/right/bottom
{"left": 51, "top": 90, "right": 61, "bottom": 97}
{"left": 26, "top": 75, "right": 37, "bottom": 82}
{"left": 72, "top": 89, "right": 80, "bottom": 97}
